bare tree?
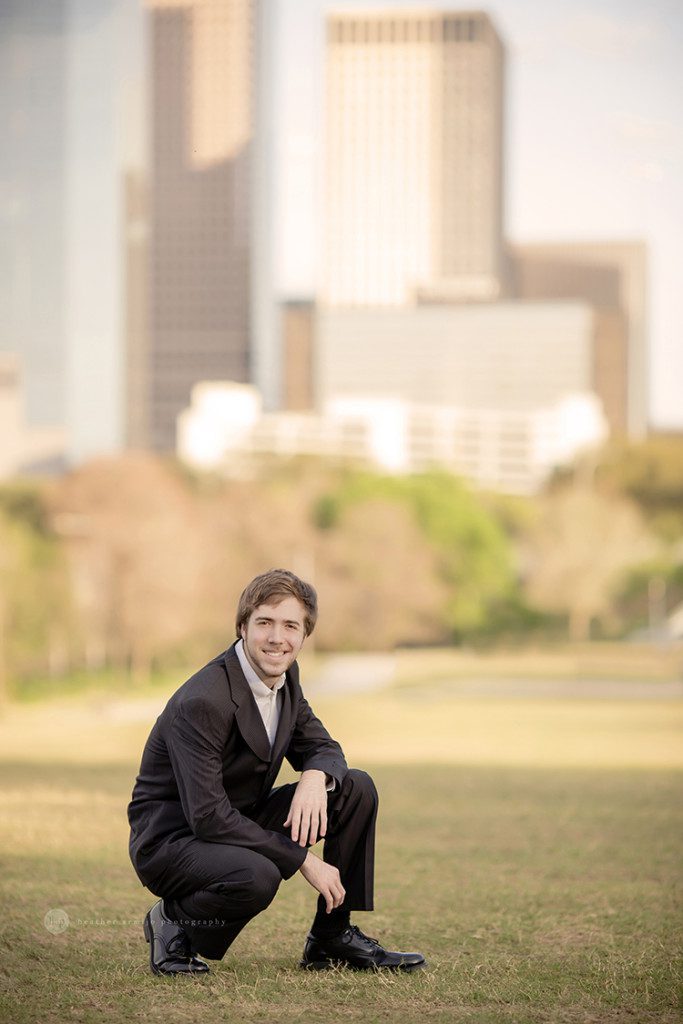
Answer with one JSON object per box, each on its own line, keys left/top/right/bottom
{"left": 524, "top": 483, "right": 657, "bottom": 641}
{"left": 314, "top": 498, "right": 449, "bottom": 650}
{"left": 49, "top": 455, "right": 205, "bottom": 681}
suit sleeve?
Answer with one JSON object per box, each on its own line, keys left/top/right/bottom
{"left": 165, "top": 698, "right": 307, "bottom": 878}
{"left": 285, "top": 687, "right": 348, "bottom": 790}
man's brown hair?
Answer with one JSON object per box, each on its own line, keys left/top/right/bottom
{"left": 235, "top": 569, "right": 318, "bottom": 638}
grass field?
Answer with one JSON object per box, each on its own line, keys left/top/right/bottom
{"left": 0, "top": 682, "right": 681, "bottom": 1024}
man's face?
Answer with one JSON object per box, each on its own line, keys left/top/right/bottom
{"left": 240, "top": 595, "right": 307, "bottom": 687}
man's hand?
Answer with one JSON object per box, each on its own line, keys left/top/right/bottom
{"left": 284, "top": 769, "right": 328, "bottom": 846}
{"left": 299, "top": 851, "right": 345, "bottom": 913}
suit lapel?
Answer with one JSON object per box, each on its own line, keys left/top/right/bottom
{"left": 223, "top": 644, "right": 272, "bottom": 762}
{"left": 270, "top": 662, "right": 298, "bottom": 766}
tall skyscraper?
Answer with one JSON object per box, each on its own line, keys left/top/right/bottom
{"left": 323, "top": 10, "right": 506, "bottom": 307}
{"left": 142, "top": 0, "right": 253, "bottom": 451}
{"left": 2, "top": 0, "right": 134, "bottom": 464}
{"left": 0, "top": 0, "right": 69, "bottom": 431}
{"left": 66, "top": 0, "right": 138, "bottom": 464}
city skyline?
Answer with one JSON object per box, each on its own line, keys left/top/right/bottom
{"left": 2, "top": 0, "right": 681, "bottom": 470}
{"left": 274, "top": 0, "right": 683, "bottom": 429}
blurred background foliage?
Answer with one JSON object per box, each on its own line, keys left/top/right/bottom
{"left": 1, "top": 435, "right": 682, "bottom": 696}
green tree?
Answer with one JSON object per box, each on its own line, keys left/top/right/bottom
{"left": 0, "top": 504, "right": 75, "bottom": 699}
{"left": 564, "top": 436, "right": 683, "bottom": 541}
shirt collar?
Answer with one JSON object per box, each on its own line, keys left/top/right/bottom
{"left": 235, "top": 638, "right": 286, "bottom": 698}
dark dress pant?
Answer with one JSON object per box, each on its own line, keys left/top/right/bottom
{"left": 156, "top": 768, "right": 378, "bottom": 959}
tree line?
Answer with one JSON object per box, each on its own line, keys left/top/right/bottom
{"left": 1, "top": 436, "right": 682, "bottom": 695}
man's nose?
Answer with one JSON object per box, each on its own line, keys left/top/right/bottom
{"left": 268, "top": 623, "right": 283, "bottom": 644}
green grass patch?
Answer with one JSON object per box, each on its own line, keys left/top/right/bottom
{"left": 9, "top": 666, "right": 185, "bottom": 705}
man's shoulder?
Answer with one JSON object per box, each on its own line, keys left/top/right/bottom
{"left": 165, "top": 649, "right": 234, "bottom": 717}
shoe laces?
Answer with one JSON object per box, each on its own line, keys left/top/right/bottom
{"left": 166, "top": 933, "right": 192, "bottom": 958}
{"left": 347, "top": 924, "right": 380, "bottom": 947}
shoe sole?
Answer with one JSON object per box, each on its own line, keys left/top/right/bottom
{"left": 299, "top": 958, "right": 426, "bottom": 973}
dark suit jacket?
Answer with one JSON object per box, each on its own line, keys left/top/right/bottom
{"left": 127, "top": 643, "right": 348, "bottom": 885}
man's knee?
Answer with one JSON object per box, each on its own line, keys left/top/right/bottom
{"left": 240, "top": 860, "right": 282, "bottom": 912}
{"left": 342, "top": 768, "right": 379, "bottom": 809}
{"left": 204, "top": 858, "right": 282, "bottom": 914}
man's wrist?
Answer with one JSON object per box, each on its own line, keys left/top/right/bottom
{"left": 300, "top": 767, "right": 336, "bottom": 792}
{"left": 299, "top": 850, "right": 315, "bottom": 873}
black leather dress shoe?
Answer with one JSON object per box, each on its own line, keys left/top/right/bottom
{"left": 143, "top": 900, "right": 210, "bottom": 976}
{"left": 300, "top": 924, "right": 426, "bottom": 972}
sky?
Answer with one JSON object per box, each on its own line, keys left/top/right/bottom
{"left": 272, "top": 0, "right": 683, "bottom": 430}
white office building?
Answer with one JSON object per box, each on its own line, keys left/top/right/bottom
{"left": 177, "top": 380, "right": 607, "bottom": 495}
{"left": 315, "top": 302, "right": 595, "bottom": 412}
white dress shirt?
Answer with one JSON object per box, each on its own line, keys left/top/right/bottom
{"left": 235, "top": 638, "right": 285, "bottom": 749}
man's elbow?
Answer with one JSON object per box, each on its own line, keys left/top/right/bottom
{"left": 189, "top": 804, "right": 237, "bottom": 842}
{"left": 186, "top": 806, "right": 217, "bottom": 841}
{"left": 190, "top": 817, "right": 212, "bottom": 841}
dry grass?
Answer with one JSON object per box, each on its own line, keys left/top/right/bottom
{"left": 1, "top": 686, "right": 681, "bottom": 770}
{"left": 390, "top": 643, "right": 683, "bottom": 686}
{"left": 0, "top": 684, "right": 681, "bottom": 1023}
